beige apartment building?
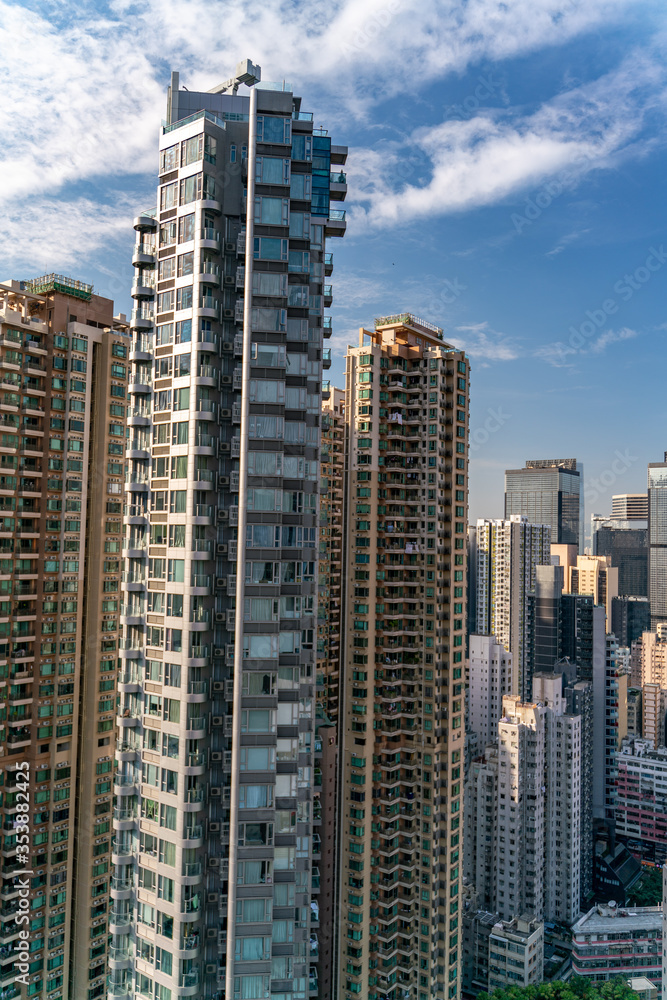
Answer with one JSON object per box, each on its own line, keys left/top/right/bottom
{"left": 0, "top": 276, "right": 128, "bottom": 1000}
{"left": 337, "top": 314, "right": 469, "bottom": 1000}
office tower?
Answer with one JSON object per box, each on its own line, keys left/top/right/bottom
{"left": 338, "top": 313, "right": 470, "bottom": 1000}
{"left": 530, "top": 563, "right": 564, "bottom": 673}
{"left": 467, "top": 634, "right": 512, "bottom": 747}
{"left": 613, "top": 493, "right": 649, "bottom": 520}
{"left": 475, "top": 515, "right": 551, "bottom": 700}
{"left": 615, "top": 737, "right": 667, "bottom": 865}
{"left": 565, "top": 678, "right": 594, "bottom": 905}
{"left": 591, "top": 517, "right": 648, "bottom": 598}
{"left": 505, "top": 457, "right": 583, "bottom": 549}
{"left": 648, "top": 454, "right": 667, "bottom": 629}
{"left": 112, "top": 65, "right": 347, "bottom": 1000}
{"left": 611, "top": 596, "right": 651, "bottom": 647}
{"left": 592, "top": 634, "right": 628, "bottom": 824}
{"left": 318, "top": 387, "right": 344, "bottom": 725}
{"left": 566, "top": 554, "right": 618, "bottom": 626}
{"left": 0, "top": 277, "right": 128, "bottom": 1000}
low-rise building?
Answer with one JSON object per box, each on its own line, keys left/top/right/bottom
{"left": 571, "top": 903, "right": 662, "bottom": 983}
{"left": 615, "top": 738, "right": 667, "bottom": 866}
{"left": 488, "top": 914, "right": 544, "bottom": 991}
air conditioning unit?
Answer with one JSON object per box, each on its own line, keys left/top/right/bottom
{"left": 205, "top": 963, "right": 218, "bottom": 975}
{"left": 219, "top": 375, "right": 232, "bottom": 386}
{"left": 212, "top": 681, "right": 224, "bottom": 692}
{"left": 221, "top": 342, "right": 234, "bottom": 352}
{"left": 207, "top": 892, "right": 219, "bottom": 904}
{"left": 209, "top": 821, "right": 221, "bottom": 833}
{"left": 212, "top": 716, "right": 224, "bottom": 727}
{"left": 216, "top": 544, "right": 227, "bottom": 556}
{"left": 206, "top": 928, "right": 217, "bottom": 940}
{"left": 214, "top": 612, "right": 226, "bottom": 623}
{"left": 223, "top": 309, "right": 234, "bottom": 319}
{"left": 218, "top": 475, "right": 230, "bottom": 486}
{"left": 224, "top": 275, "right": 234, "bottom": 286}
{"left": 224, "top": 242, "right": 235, "bottom": 253}
{"left": 214, "top": 647, "right": 225, "bottom": 657}
{"left": 210, "top": 786, "right": 222, "bottom": 797}
{"left": 217, "top": 508, "right": 229, "bottom": 520}
{"left": 219, "top": 409, "right": 231, "bottom": 419}
{"left": 208, "top": 858, "right": 220, "bottom": 868}
{"left": 210, "top": 750, "right": 222, "bottom": 761}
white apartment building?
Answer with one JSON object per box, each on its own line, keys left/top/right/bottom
{"left": 475, "top": 515, "right": 551, "bottom": 700}
{"left": 496, "top": 687, "right": 581, "bottom": 926}
{"left": 468, "top": 634, "right": 512, "bottom": 747}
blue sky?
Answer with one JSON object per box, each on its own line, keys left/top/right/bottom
{"left": 1, "top": 0, "right": 666, "bottom": 526}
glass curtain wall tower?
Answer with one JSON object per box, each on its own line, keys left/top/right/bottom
{"left": 111, "top": 62, "right": 346, "bottom": 1000}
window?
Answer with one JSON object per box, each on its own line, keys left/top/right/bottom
{"left": 257, "top": 115, "right": 290, "bottom": 144}
{"left": 254, "top": 197, "right": 289, "bottom": 226}
{"left": 253, "top": 237, "right": 288, "bottom": 261}
{"left": 176, "top": 286, "right": 193, "bottom": 310}
{"left": 178, "top": 213, "right": 195, "bottom": 243}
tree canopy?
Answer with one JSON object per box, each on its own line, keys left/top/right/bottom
{"left": 478, "top": 975, "right": 643, "bottom": 1000}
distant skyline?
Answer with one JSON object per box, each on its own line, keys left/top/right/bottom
{"left": 2, "top": 0, "right": 667, "bottom": 522}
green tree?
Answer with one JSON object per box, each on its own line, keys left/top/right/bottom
{"left": 628, "top": 868, "right": 663, "bottom": 907}
{"left": 478, "top": 975, "right": 642, "bottom": 1000}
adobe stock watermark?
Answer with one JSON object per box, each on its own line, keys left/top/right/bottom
{"left": 584, "top": 449, "right": 638, "bottom": 507}
{"left": 511, "top": 150, "right": 597, "bottom": 234}
{"left": 446, "top": 73, "right": 503, "bottom": 121}
{"left": 544, "top": 245, "right": 667, "bottom": 366}
{"left": 340, "top": 0, "right": 401, "bottom": 58}
{"left": 469, "top": 406, "right": 511, "bottom": 453}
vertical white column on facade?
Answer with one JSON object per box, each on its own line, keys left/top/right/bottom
{"left": 225, "top": 80, "right": 257, "bottom": 1000}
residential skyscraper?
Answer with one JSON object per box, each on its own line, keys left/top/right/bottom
{"left": 0, "top": 276, "right": 129, "bottom": 1000}
{"left": 648, "top": 454, "right": 667, "bottom": 629}
{"left": 467, "top": 634, "right": 512, "bottom": 748}
{"left": 505, "top": 457, "right": 583, "bottom": 549}
{"left": 496, "top": 684, "right": 581, "bottom": 926}
{"left": 474, "top": 515, "right": 551, "bottom": 700}
{"left": 111, "top": 64, "right": 346, "bottom": 1000}
{"left": 318, "top": 387, "right": 344, "bottom": 726}
{"left": 338, "top": 313, "right": 469, "bottom": 1000}
{"left": 530, "top": 563, "right": 564, "bottom": 673}
{"left": 568, "top": 554, "right": 618, "bottom": 626}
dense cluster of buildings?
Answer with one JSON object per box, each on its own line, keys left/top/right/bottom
{"left": 2, "top": 59, "right": 667, "bottom": 1000}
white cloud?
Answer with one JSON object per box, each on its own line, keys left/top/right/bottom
{"left": 0, "top": 0, "right": 659, "bottom": 267}
{"left": 347, "top": 48, "right": 667, "bottom": 227}
{"left": 588, "top": 326, "right": 638, "bottom": 353}
{"left": 452, "top": 321, "right": 521, "bottom": 361}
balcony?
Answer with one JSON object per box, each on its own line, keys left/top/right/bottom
{"left": 201, "top": 228, "right": 221, "bottom": 252}
{"left": 325, "top": 209, "right": 346, "bottom": 237}
{"left": 322, "top": 348, "right": 332, "bottom": 369}
{"left": 131, "top": 244, "right": 156, "bottom": 268}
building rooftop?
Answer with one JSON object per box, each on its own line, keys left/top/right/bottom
{"left": 23, "top": 273, "right": 93, "bottom": 300}
{"left": 572, "top": 904, "right": 662, "bottom": 936}
{"left": 374, "top": 312, "right": 443, "bottom": 337}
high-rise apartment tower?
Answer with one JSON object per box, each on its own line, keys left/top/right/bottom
{"left": 111, "top": 63, "right": 346, "bottom": 1000}
{"left": 337, "top": 314, "right": 470, "bottom": 1000}
{"left": 0, "top": 276, "right": 129, "bottom": 1000}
